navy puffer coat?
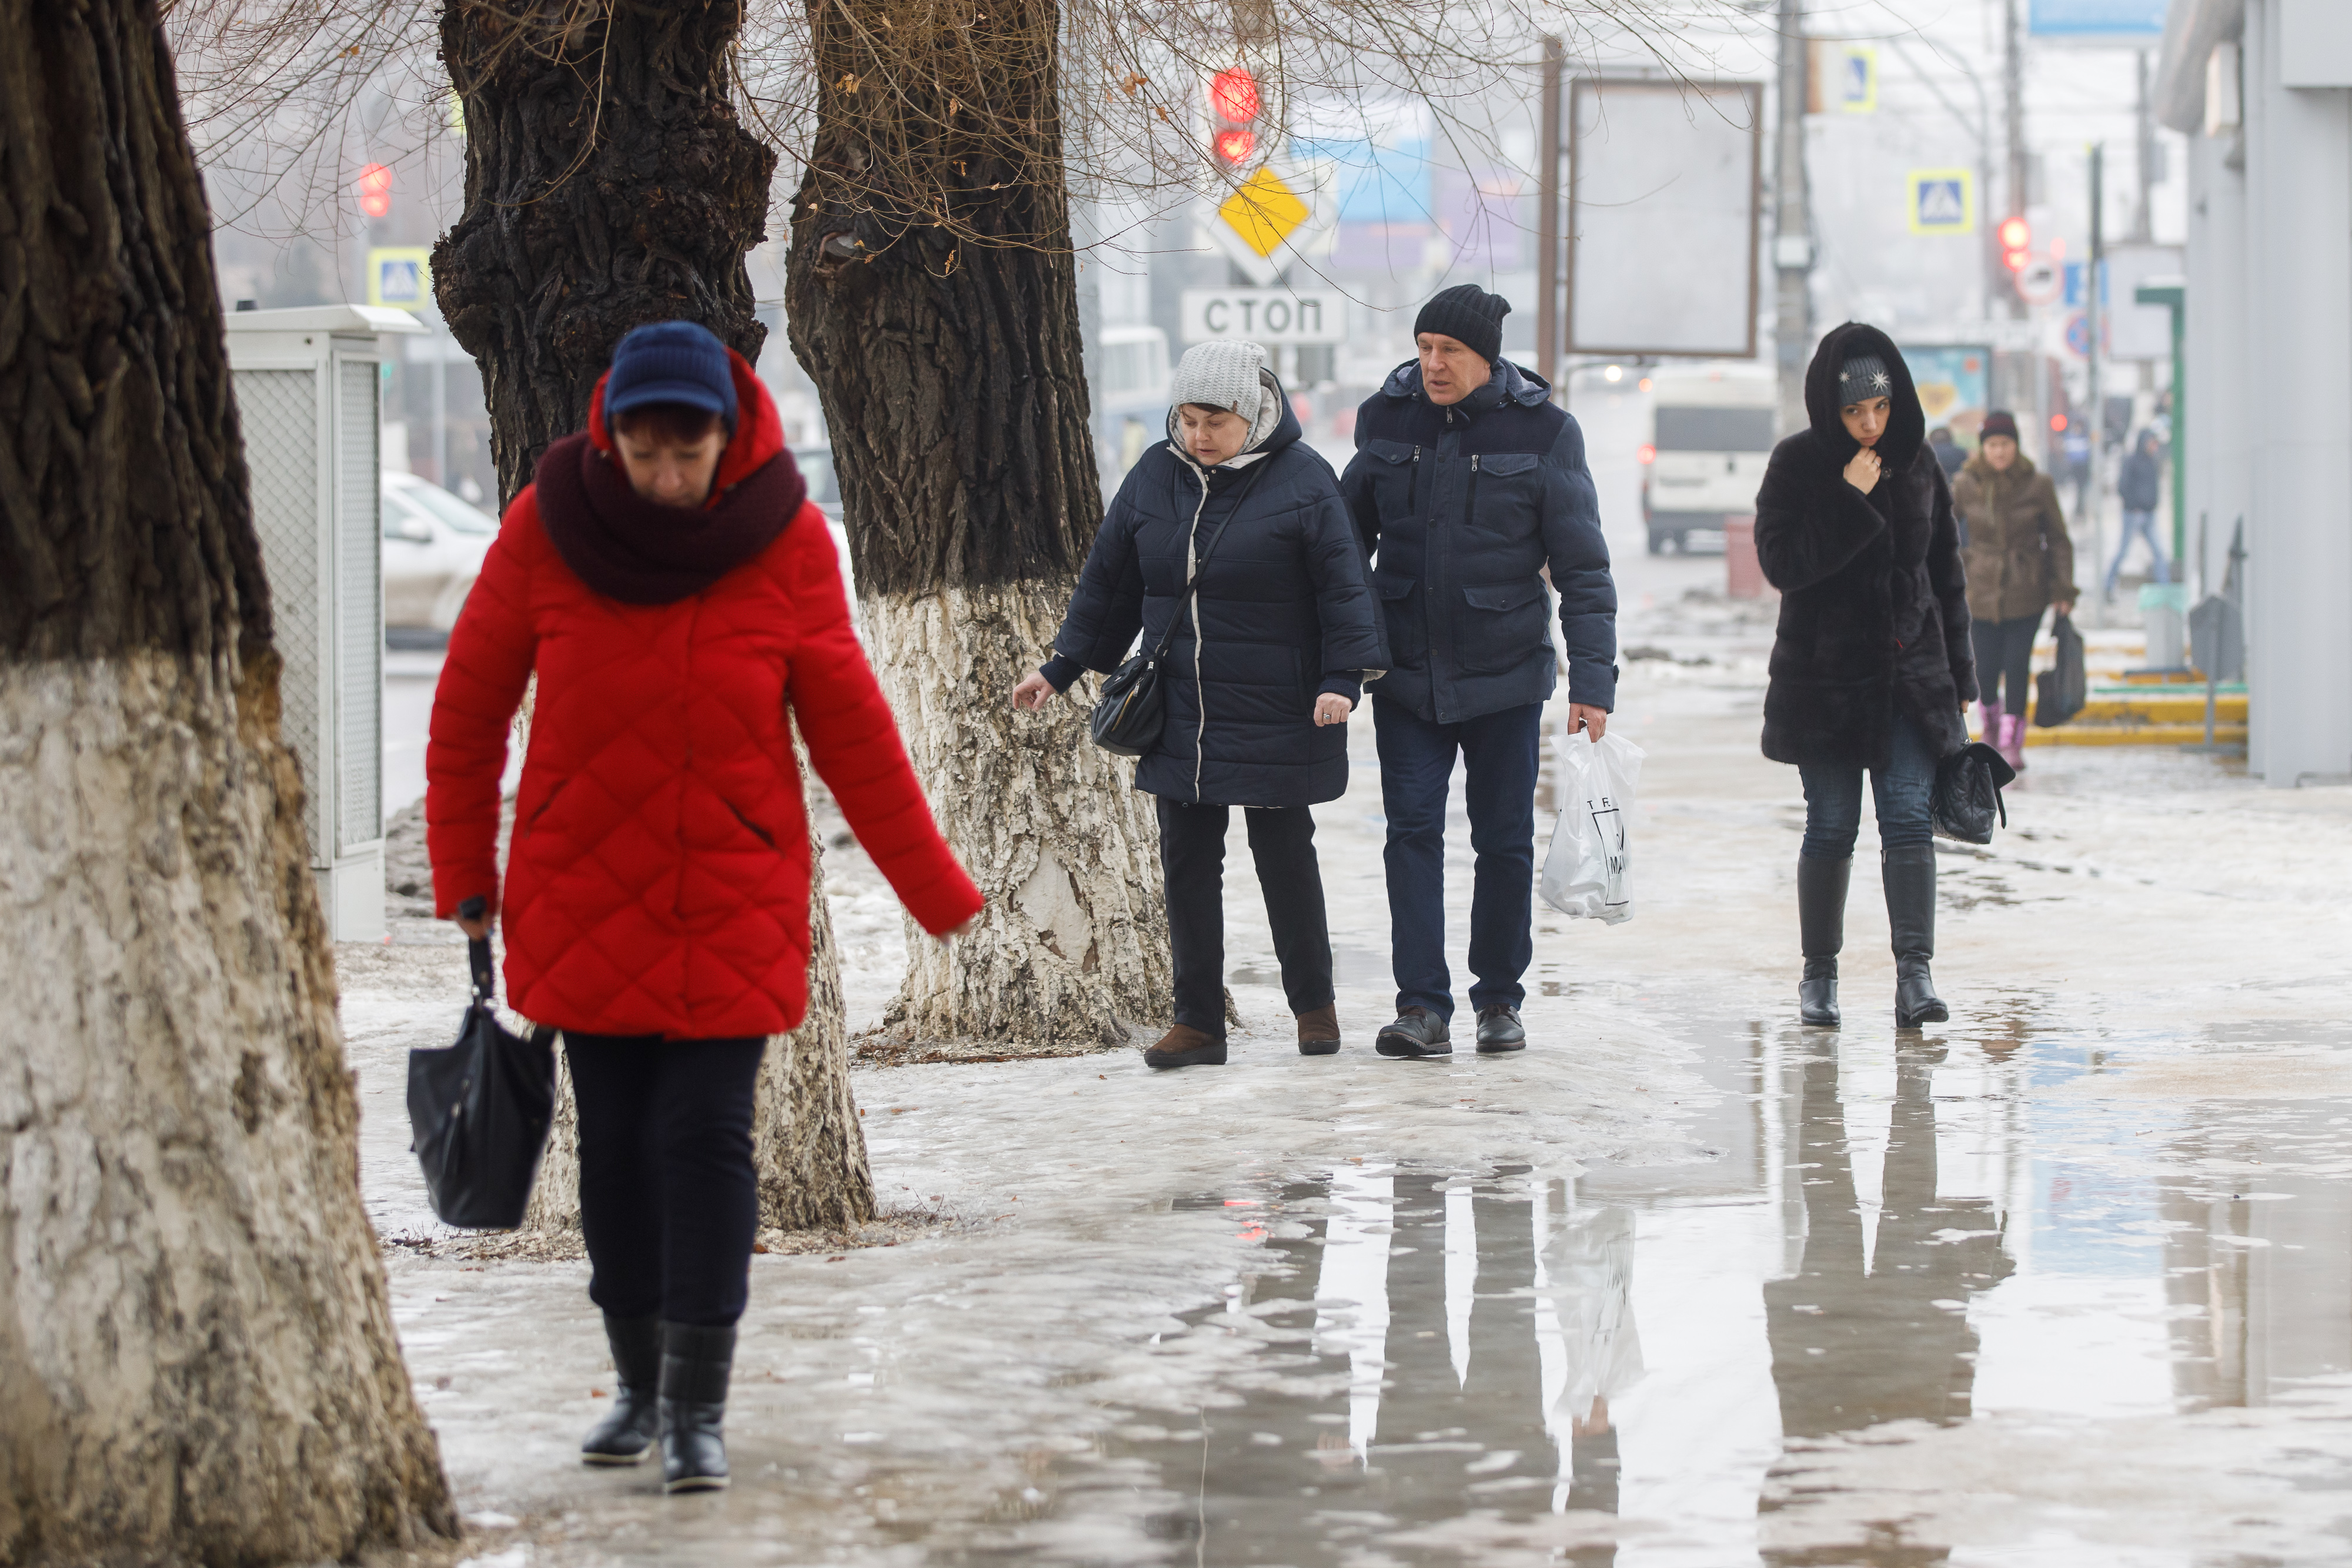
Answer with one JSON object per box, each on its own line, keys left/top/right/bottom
{"left": 1045, "top": 389, "right": 1387, "bottom": 807}
{"left": 1342, "top": 358, "right": 1617, "bottom": 724}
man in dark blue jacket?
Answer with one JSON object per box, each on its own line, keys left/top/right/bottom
{"left": 1340, "top": 285, "right": 1618, "bottom": 1058}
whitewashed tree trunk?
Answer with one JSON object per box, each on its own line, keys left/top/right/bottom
{"left": 863, "top": 584, "right": 1170, "bottom": 1048}
{"left": 0, "top": 654, "right": 456, "bottom": 1560}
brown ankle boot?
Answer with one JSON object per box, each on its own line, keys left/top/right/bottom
{"left": 1295, "top": 1004, "right": 1341, "bottom": 1057}
{"left": 1143, "top": 1024, "right": 1227, "bottom": 1070}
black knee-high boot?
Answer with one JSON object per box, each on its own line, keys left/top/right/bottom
{"left": 1883, "top": 844, "right": 1949, "bottom": 1028}
{"left": 1797, "top": 855, "right": 1850, "bottom": 1027}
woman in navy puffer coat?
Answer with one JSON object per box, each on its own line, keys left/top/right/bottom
{"left": 1013, "top": 341, "right": 1386, "bottom": 1069}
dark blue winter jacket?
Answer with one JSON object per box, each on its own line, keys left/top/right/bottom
{"left": 1341, "top": 359, "right": 1617, "bottom": 723}
{"left": 1043, "top": 390, "right": 1387, "bottom": 807}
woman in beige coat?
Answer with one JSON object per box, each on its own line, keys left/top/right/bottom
{"left": 1953, "top": 410, "right": 2076, "bottom": 770}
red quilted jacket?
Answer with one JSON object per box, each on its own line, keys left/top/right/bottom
{"left": 426, "top": 356, "right": 982, "bottom": 1038}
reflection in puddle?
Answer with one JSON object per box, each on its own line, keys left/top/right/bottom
{"left": 1021, "top": 1032, "right": 2352, "bottom": 1565}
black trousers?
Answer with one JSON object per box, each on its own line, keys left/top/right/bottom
{"left": 1157, "top": 797, "right": 1335, "bottom": 1036}
{"left": 1970, "top": 612, "right": 2042, "bottom": 715}
{"left": 566, "top": 1033, "right": 767, "bottom": 1327}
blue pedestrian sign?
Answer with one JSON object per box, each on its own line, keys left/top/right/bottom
{"left": 1907, "top": 169, "right": 1975, "bottom": 236}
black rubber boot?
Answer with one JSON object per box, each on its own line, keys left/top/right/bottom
{"left": 580, "top": 1312, "right": 662, "bottom": 1465}
{"left": 659, "top": 1322, "right": 736, "bottom": 1493}
{"left": 1883, "top": 844, "right": 1949, "bottom": 1029}
{"left": 1797, "top": 855, "right": 1850, "bottom": 1028}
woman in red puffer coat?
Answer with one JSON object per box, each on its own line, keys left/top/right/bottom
{"left": 427, "top": 320, "right": 981, "bottom": 1495}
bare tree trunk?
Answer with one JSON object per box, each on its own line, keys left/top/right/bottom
{"left": 786, "top": 0, "right": 1171, "bottom": 1049}
{"left": 437, "top": 1, "right": 874, "bottom": 1229}
{"left": 0, "top": 4, "right": 454, "bottom": 1559}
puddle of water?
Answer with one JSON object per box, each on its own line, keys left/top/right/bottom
{"left": 1004, "top": 1030, "right": 2352, "bottom": 1565}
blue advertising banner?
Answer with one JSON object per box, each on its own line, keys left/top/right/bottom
{"left": 2028, "top": 0, "right": 2166, "bottom": 40}
{"left": 1901, "top": 345, "right": 1994, "bottom": 447}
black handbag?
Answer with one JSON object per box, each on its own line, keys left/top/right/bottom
{"left": 1932, "top": 741, "right": 2017, "bottom": 845}
{"left": 1089, "top": 460, "right": 1269, "bottom": 757}
{"left": 2033, "top": 610, "right": 2087, "bottom": 727}
{"left": 406, "top": 898, "right": 557, "bottom": 1229}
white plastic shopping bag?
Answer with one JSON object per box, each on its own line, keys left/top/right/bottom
{"left": 1540, "top": 727, "right": 1646, "bottom": 924}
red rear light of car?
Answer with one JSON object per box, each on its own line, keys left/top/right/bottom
{"left": 1637, "top": 444, "right": 1656, "bottom": 464}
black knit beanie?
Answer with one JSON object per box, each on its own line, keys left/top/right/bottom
{"left": 1414, "top": 284, "right": 1509, "bottom": 365}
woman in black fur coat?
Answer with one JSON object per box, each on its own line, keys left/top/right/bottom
{"left": 1754, "top": 325, "right": 1976, "bottom": 1029}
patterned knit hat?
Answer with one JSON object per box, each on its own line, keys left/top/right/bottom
{"left": 1837, "top": 354, "right": 1893, "bottom": 406}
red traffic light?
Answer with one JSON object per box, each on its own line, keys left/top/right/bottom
{"left": 1213, "top": 128, "right": 1258, "bottom": 165}
{"left": 1210, "top": 69, "right": 1261, "bottom": 124}
{"left": 359, "top": 163, "right": 392, "bottom": 219}
{"left": 1997, "top": 216, "right": 2030, "bottom": 263}
{"left": 2004, "top": 248, "right": 2032, "bottom": 271}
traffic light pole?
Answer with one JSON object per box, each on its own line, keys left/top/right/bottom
{"left": 1535, "top": 36, "right": 1563, "bottom": 398}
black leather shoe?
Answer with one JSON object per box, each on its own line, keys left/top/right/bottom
{"left": 1375, "top": 1007, "right": 1452, "bottom": 1058}
{"left": 1144, "top": 1024, "right": 1228, "bottom": 1069}
{"left": 1473, "top": 1005, "right": 1526, "bottom": 1052}
{"left": 659, "top": 1322, "right": 736, "bottom": 1493}
{"left": 1883, "top": 844, "right": 1949, "bottom": 1029}
{"left": 581, "top": 1312, "right": 661, "bottom": 1465}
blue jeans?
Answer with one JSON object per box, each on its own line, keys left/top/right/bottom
{"left": 1374, "top": 697, "right": 1542, "bottom": 1019}
{"left": 1799, "top": 710, "right": 1937, "bottom": 860}
{"left": 2106, "top": 507, "right": 2169, "bottom": 595}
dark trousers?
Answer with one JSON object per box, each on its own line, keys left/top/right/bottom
{"left": 1156, "top": 796, "right": 1334, "bottom": 1036}
{"left": 1798, "top": 709, "right": 1937, "bottom": 859}
{"left": 566, "top": 1033, "right": 767, "bottom": 1327}
{"left": 1374, "top": 697, "right": 1543, "bottom": 1019}
{"left": 1970, "top": 612, "right": 2042, "bottom": 716}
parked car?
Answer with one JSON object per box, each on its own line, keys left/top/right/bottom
{"left": 382, "top": 472, "right": 496, "bottom": 633}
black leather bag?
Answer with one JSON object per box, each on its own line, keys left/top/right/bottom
{"left": 1932, "top": 741, "right": 2017, "bottom": 845}
{"left": 2033, "top": 611, "right": 2087, "bottom": 727}
{"left": 1088, "top": 460, "right": 1268, "bottom": 757}
{"left": 407, "top": 899, "right": 556, "bottom": 1229}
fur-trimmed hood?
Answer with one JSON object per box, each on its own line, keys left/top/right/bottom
{"left": 1803, "top": 321, "right": 1926, "bottom": 476}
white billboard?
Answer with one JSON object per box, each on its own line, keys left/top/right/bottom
{"left": 1567, "top": 78, "right": 1762, "bottom": 359}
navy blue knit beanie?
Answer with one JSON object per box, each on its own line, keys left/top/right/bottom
{"left": 606, "top": 320, "right": 739, "bottom": 433}
{"left": 1414, "top": 284, "right": 1510, "bottom": 365}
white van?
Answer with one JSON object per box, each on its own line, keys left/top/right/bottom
{"left": 1641, "top": 363, "right": 1778, "bottom": 554}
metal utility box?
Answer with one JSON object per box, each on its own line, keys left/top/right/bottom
{"left": 224, "top": 305, "right": 423, "bottom": 942}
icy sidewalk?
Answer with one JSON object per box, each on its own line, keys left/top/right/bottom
{"left": 341, "top": 560, "right": 2352, "bottom": 1565}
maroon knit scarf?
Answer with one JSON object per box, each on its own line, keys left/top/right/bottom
{"left": 533, "top": 432, "right": 807, "bottom": 605}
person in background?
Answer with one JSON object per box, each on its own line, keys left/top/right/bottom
{"left": 1953, "top": 409, "right": 2076, "bottom": 773}
{"left": 1012, "top": 340, "right": 1385, "bottom": 1069}
{"left": 1926, "top": 424, "right": 1965, "bottom": 480}
{"left": 1341, "top": 284, "right": 1617, "bottom": 1059}
{"left": 2109, "top": 428, "right": 2169, "bottom": 597}
{"left": 1753, "top": 324, "right": 1975, "bottom": 1032}
{"left": 429, "top": 321, "right": 983, "bottom": 1493}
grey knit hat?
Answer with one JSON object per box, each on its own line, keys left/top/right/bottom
{"left": 1838, "top": 354, "right": 1893, "bottom": 405}
{"left": 1168, "top": 340, "right": 1282, "bottom": 453}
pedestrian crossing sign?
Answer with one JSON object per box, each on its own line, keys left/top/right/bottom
{"left": 1907, "top": 169, "right": 1975, "bottom": 236}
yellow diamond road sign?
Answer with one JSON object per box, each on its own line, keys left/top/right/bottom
{"left": 1219, "top": 166, "right": 1312, "bottom": 259}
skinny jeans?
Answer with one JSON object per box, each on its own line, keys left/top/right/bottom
{"left": 1798, "top": 708, "right": 1937, "bottom": 860}
{"left": 566, "top": 1033, "right": 767, "bottom": 1327}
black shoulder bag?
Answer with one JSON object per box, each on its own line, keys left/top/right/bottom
{"left": 406, "top": 897, "right": 557, "bottom": 1229}
{"left": 1089, "top": 459, "right": 1270, "bottom": 757}
{"left": 1932, "top": 741, "right": 2018, "bottom": 845}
